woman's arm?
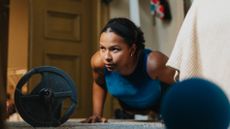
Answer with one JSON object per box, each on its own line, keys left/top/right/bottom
{"left": 92, "top": 82, "right": 107, "bottom": 117}
{"left": 82, "top": 51, "right": 108, "bottom": 123}
{"left": 147, "top": 51, "right": 178, "bottom": 85}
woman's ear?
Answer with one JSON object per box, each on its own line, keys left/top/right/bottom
{"left": 130, "top": 44, "right": 137, "bottom": 56}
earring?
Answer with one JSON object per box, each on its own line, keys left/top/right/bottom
{"left": 130, "top": 53, "right": 133, "bottom": 57}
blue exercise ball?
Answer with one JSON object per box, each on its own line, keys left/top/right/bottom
{"left": 161, "top": 78, "right": 230, "bottom": 129}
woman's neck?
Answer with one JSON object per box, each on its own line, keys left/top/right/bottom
{"left": 119, "top": 50, "right": 142, "bottom": 76}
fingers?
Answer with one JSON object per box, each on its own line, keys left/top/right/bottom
{"left": 80, "top": 118, "right": 90, "bottom": 123}
{"left": 101, "top": 117, "right": 108, "bottom": 123}
{"left": 91, "top": 117, "right": 97, "bottom": 123}
{"left": 80, "top": 116, "right": 94, "bottom": 123}
{"left": 80, "top": 116, "right": 108, "bottom": 123}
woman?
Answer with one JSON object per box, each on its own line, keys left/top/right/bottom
{"left": 83, "top": 17, "right": 177, "bottom": 123}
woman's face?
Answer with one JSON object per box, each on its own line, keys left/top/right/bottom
{"left": 99, "top": 32, "right": 134, "bottom": 72}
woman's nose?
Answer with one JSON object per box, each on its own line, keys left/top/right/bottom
{"left": 105, "top": 51, "right": 112, "bottom": 62}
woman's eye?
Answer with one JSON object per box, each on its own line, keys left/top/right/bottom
{"left": 111, "top": 48, "right": 120, "bottom": 52}
{"left": 100, "top": 46, "right": 106, "bottom": 52}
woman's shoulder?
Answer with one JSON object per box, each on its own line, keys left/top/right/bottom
{"left": 146, "top": 50, "right": 169, "bottom": 78}
{"left": 91, "top": 51, "right": 104, "bottom": 70}
{"left": 147, "top": 50, "right": 168, "bottom": 62}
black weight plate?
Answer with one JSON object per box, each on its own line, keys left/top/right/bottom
{"left": 14, "top": 66, "right": 77, "bottom": 127}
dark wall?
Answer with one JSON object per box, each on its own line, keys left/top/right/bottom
{"left": 0, "top": 0, "right": 9, "bottom": 119}
{"left": 0, "top": 103, "right": 5, "bottom": 129}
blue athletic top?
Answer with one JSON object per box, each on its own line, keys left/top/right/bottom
{"left": 104, "top": 49, "right": 161, "bottom": 109}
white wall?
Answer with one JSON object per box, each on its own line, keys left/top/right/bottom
{"left": 110, "top": 0, "right": 185, "bottom": 56}
{"left": 139, "top": 0, "right": 158, "bottom": 51}
{"left": 153, "top": 0, "right": 184, "bottom": 56}
{"left": 110, "top": 0, "right": 130, "bottom": 18}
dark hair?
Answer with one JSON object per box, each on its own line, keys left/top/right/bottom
{"left": 101, "top": 17, "right": 145, "bottom": 52}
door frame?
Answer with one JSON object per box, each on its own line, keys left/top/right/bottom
{"left": 89, "top": 0, "right": 110, "bottom": 53}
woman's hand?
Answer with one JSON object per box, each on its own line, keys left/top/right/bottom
{"left": 81, "top": 114, "right": 108, "bottom": 123}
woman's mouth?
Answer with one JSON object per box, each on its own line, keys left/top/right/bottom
{"left": 105, "top": 64, "right": 114, "bottom": 70}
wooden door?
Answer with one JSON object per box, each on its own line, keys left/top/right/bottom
{"left": 28, "top": 0, "right": 102, "bottom": 118}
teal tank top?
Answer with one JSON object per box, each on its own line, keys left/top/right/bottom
{"left": 104, "top": 49, "right": 161, "bottom": 109}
